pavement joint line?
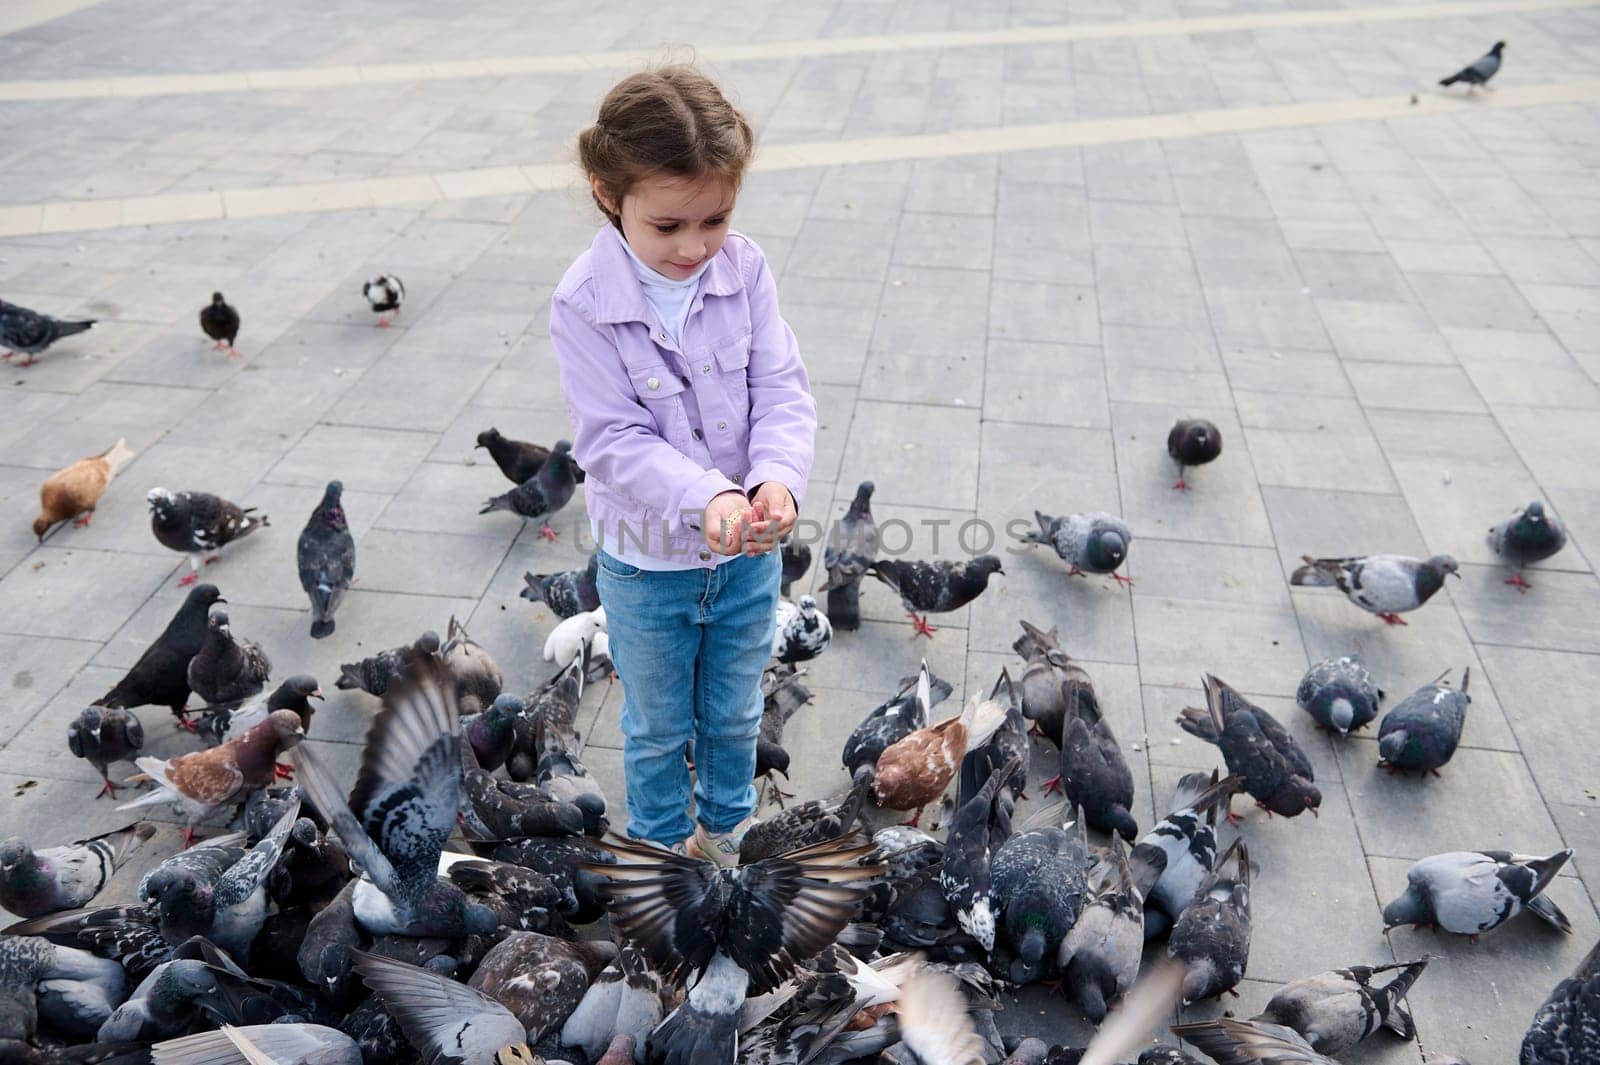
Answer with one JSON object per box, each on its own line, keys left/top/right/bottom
{"left": 3, "top": 78, "right": 1597, "bottom": 239}
{"left": 0, "top": 0, "right": 109, "bottom": 37}
{"left": 1, "top": 0, "right": 1593, "bottom": 101}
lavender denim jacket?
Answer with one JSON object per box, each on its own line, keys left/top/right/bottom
{"left": 551, "top": 226, "right": 817, "bottom": 567}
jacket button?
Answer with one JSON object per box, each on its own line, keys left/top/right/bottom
{"left": 702, "top": 363, "right": 712, "bottom": 374}
{"left": 657, "top": 332, "right": 668, "bottom": 342}
{"left": 646, "top": 376, "right": 659, "bottom": 391}
{"left": 717, "top": 420, "right": 728, "bottom": 431}
{"left": 692, "top": 428, "right": 703, "bottom": 440}
{"left": 698, "top": 548, "right": 712, "bottom": 562}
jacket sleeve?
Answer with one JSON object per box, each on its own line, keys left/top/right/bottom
{"left": 739, "top": 247, "right": 817, "bottom": 510}
{"left": 551, "top": 293, "right": 740, "bottom": 535}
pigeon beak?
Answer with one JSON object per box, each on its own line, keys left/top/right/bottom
{"left": 215, "top": 596, "right": 228, "bottom": 604}
{"left": 1310, "top": 806, "right": 1320, "bottom": 818}
{"left": 310, "top": 689, "right": 325, "bottom": 700}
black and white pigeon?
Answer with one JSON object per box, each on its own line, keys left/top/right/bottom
{"left": 1440, "top": 41, "right": 1505, "bottom": 91}
{"left": 335, "top": 630, "right": 440, "bottom": 697}
{"left": 0, "top": 823, "right": 157, "bottom": 919}
{"left": 1178, "top": 674, "right": 1320, "bottom": 820}
{"left": 352, "top": 950, "right": 533, "bottom": 1065}
{"left": 1296, "top": 654, "right": 1382, "bottom": 735}
{"left": 779, "top": 534, "right": 811, "bottom": 598}
{"left": 1289, "top": 553, "right": 1459, "bottom": 626}
{"left": 1489, "top": 500, "right": 1567, "bottom": 592}
{"left": 67, "top": 706, "right": 145, "bottom": 799}
{"left": 361, "top": 274, "right": 405, "bottom": 327}
{"left": 199, "top": 292, "right": 240, "bottom": 355}
{"left": 772, "top": 594, "right": 832, "bottom": 664}
{"left": 1168, "top": 837, "right": 1252, "bottom": 1003}
{"left": 582, "top": 833, "right": 884, "bottom": 1065}
{"left": 867, "top": 555, "right": 1004, "bottom": 638}
{"left": 186, "top": 610, "right": 271, "bottom": 707}
{"left": 842, "top": 660, "right": 950, "bottom": 785}
{"left": 289, "top": 656, "right": 500, "bottom": 938}
{"left": 148, "top": 488, "right": 269, "bottom": 585}
{"left": 820, "top": 481, "right": 879, "bottom": 632}
{"left": 0, "top": 299, "right": 94, "bottom": 367}
{"left": 940, "top": 755, "right": 1019, "bottom": 952}
{"left": 97, "top": 582, "right": 224, "bottom": 728}
{"left": 480, "top": 438, "right": 579, "bottom": 540}
{"left": 195, "top": 674, "right": 322, "bottom": 749}
{"left": 990, "top": 808, "right": 1092, "bottom": 985}
{"left": 1058, "top": 836, "right": 1144, "bottom": 1021}
{"left": 1167, "top": 419, "right": 1221, "bottom": 491}
{"left": 1377, "top": 667, "right": 1469, "bottom": 776}
{"left": 1252, "top": 956, "right": 1431, "bottom": 1055}
{"left": 297, "top": 480, "right": 355, "bottom": 639}
{"left": 755, "top": 663, "right": 812, "bottom": 802}
{"left": 1171, "top": 1018, "right": 1339, "bottom": 1065}
{"left": 740, "top": 776, "right": 870, "bottom": 865}
{"left": 521, "top": 553, "right": 601, "bottom": 618}
{"left": 1019, "top": 511, "right": 1132, "bottom": 586}
{"left": 1131, "top": 771, "right": 1240, "bottom": 940}
{"left": 1045, "top": 678, "right": 1138, "bottom": 841}
{"left": 1382, "top": 848, "right": 1574, "bottom": 938}
{"left": 1521, "top": 936, "right": 1599, "bottom": 1064}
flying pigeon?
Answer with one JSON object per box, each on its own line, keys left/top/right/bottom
{"left": 154, "top": 1022, "right": 362, "bottom": 1065}
{"left": 480, "top": 438, "right": 579, "bottom": 540}
{"left": 1018, "top": 511, "right": 1132, "bottom": 586}
{"left": 1058, "top": 835, "right": 1145, "bottom": 1021}
{"left": 297, "top": 480, "right": 355, "bottom": 639}
{"left": 1296, "top": 654, "right": 1383, "bottom": 735}
{"left": 521, "top": 553, "right": 601, "bottom": 618}
{"left": 0, "top": 298, "right": 94, "bottom": 367}
{"left": 1168, "top": 837, "right": 1252, "bottom": 1003}
{"left": 1382, "top": 848, "right": 1573, "bottom": 938}
{"left": 820, "top": 481, "right": 879, "bottom": 631}
{"left": 186, "top": 610, "right": 271, "bottom": 707}
{"left": 147, "top": 488, "right": 269, "bottom": 586}
{"left": 1488, "top": 500, "right": 1567, "bottom": 592}
{"left": 1131, "top": 771, "right": 1240, "bottom": 940}
{"left": 0, "top": 822, "right": 157, "bottom": 918}
{"left": 361, "top": 274, "right": 404, "bottom": 327}
{"left": 288, "top": 656, "right": 499, "bottom": 937}
{"left": 1520, "top": 936, "right": 1599, "bottom": 1064}
{"left": 97, "top": 582, "right": 223, "bottom": 728}
{"left": 1440, "top": 41, "right": 1505, "bottom": 91}
{"left": 199, "top": 292, "right": 240, "bottom": 356}
{"left": 67, "top": 705, "right": 145, "bottom": 799}
{"left": 1167, "top": 418, "right": 1222, "bottom": 491}
{"left": 1178, "top": 674, "right": 1320, "bottom": 820}
{"left": 1253, "top": 956, "right": 1431, "bottom": 1055}
{"left": 1377, "top": 668, "right": 1469, "bottom": 776}
{"left": 32, "top": 439, "right": 136, "bottom": 541}
{"left": 772, "top": 594, "right": 832, "bottom": 664}
{"left": 866, "top": 554, "right": 1004, "bottom": 637}
{"left": 581, "top": 833, "right": 885, "bottom": 1064}
{"left": 1289, "top": 553, "right": 1459, "bottom": 625}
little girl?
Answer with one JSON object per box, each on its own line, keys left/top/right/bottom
{"left": 551, "top": 66, "right": 817, "bottom": 862}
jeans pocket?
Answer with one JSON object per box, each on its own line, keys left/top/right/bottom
{"left": 596, "top": 549, "right": 645, "bottom": 581}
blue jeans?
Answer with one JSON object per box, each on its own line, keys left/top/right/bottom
{"left": 595, "top": 548, "right": 779, "bottom": 847}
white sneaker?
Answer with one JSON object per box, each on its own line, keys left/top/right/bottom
{"left": 691, "top": 816, "right": 757, "bottom": 867}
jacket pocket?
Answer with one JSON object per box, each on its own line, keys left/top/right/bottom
{"left": 712, "top": 334, "right": 752, "bottom": 419}
{"left": 626, "top": 363, "right": 691, "bottom": 447}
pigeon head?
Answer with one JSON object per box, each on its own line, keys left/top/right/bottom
{"left": 848, "top": 481, "right": 876, "bottom": 515}
{"left": 1010, "top": 924, "right": 1049, "bottom": 984}
{"left": 756, "top": 737, "right": 790, "bottom": 778}
{"left": 167, "top": 959, "right": 221, "bottom": 997}
{"left": 1378, "top": 729, "right": 1412, "bottom": 765}
{"left": 151, "top": 873, "right": 217, "bottom": 940}
{"left": 317, "top": 480, "right": 347, "bottom": 525}
{"left": 797, "top": 594, "right": 818, "bottom": 617}
{"left": 487, "top": 693, "right": 524, "bottom": 719}
{"left": 475, "top": 428, "right": 503, "bottom": 449}
{"left": 416, "top": 631, "right": 442, "bottom": 655}
{"left": 146, "top": 487, "right": 177, "bottom": 517}
{"left": 290, "top": 817, "right": 320, "bottom": 848}
{"left": 1089, "top": 529, "right": 1128, "bottom": 571}
{"left": 209, "top": 292, "right": 227, "bottom": 307}
{"left": 1524, "top": 500, "right": 1546, "bottom": 522}
{"left": 79, "top": 706, "right": 105, "bottom": 738}
{"left": 207, "top": 610, "right": 232, "bottom": 636}
{"left": 1427, "top": 555, "right": 1460, "bottom": 579}
{"left": 1328, "top": 697, "right": 1356, "bottom": 734}
{"left": 970, "top": 554, "right": 1005, "bottom": 580}
{"left": 1108, "top": 804, "right": 1139, "bottom": 842}
{"left": 1272, "top": 777, "right": 1322, "bottom": 818}
{"left": 269, "top": 675, "right": 323, "bottom": 715}
{"left": 956, "top": 897, "right": 997, "bottom": 952}
{"left": 0, "top": 838, "right": 31, "bottom": 872}
{"left": 1491, "top": 40, "right": 1506, "bottom": 54}
{"left": 1065, "top": 954, "right": 1116, "bottom": 1022}
{"left": 266, "top": 708, "right": 308, "bottom": 748}
{"left": 464, "top": 900, "right": 500, "bottom": 936}
{"left": 187, "top": 583, "right": 225, "bottom": 608}
{"left": 1381, "top": 883, "right": 1432, "bottom": 929}
{"left": 553, "top": 439, "right": 573, "bottom": 455}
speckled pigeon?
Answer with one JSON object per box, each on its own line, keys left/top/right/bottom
{"left": 772, "top": 593, "right": 831, "bottom": 664}
{"left": 1489, "top": 500, "right": 1567, "bottom": 592}
{"left": 1019, "top": 510, "right": 1132, "bottom": 585}
{"left": 990, "top": 809, "right": 1091, "bottom": 985}
{"left": 1377, "top": 668, "right": 1469, "bottom": 776}
{"left": 1290, "top": 553, "right": 1458, "bottom": 625}
{"left": 940, "top": 755, "right": 1019, "bottom": 952}
{"left": 297, "top": 480, "right": 355, "bottom": 639}
{"left": 0, "top": 298, "right": 94, "bottom": 367}
{"left": 1296, "top": 654, "right": 1383, "bottom": 735}
{"left": 1168, "top": 837, "right": 1252, "bottom": 1003}
{"left": 521, "top": 553, "right": 601, "bottom": 618}
{"left": 68, "top": 705, "right": 145, "bottom": 799}
{"left": 1132, "top": 771, "right": 1240, "bottom": 940}
{"left": 866, "top": 555, "right": 1004, "bottom": 637}
{"left": 335, "top": 630, "right": 440, "bottom": 697}
{"left": 479, "top": 438, "right": 578, "bottom": 540}
{"left": 353, "top": 951, "right": 535, "bottom": 1065}
{"left": 820, "top": 481, "right": 879, "bottom": 632}
{"left": 1382, "top": 848, "right": 1573, "bottom": 938}
{"left": 1521, "top": 936, "right": 1599, "bottom": 1064}
{"left": 1178, "top": 674, "right": 1320, "bottom": 819}
{"left": 148, "top": 488, "right": 268, "bottom": 586}
{"left": 842, "top": 660, "right": 951, "bottom": 784}
{"left": 1253, "top": 956, "right": 1430, "bottom": 1055}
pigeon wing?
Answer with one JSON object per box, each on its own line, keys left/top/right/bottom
{"left": 1169, "top": 1017, "right": 1334, "bottom": 1064}
{"left": 352, "top": 950, "right": 525, "bottom": 1064}
{"left": 583, "top": 834, "right": 724, "bottom": 983}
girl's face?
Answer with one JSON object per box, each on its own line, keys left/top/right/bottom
{"left": 599, "top": 173, "right": 735, "bottom": 279}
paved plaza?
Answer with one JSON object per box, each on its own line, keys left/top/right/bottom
{"left": 2, "top": 0, "right": 1600, "bottom": 1059}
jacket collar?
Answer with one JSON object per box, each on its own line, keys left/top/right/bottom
{"left": 589, "top": 224, "right": 744, "bottom": 326}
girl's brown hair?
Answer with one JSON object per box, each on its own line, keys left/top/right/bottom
{"left": 578, "top": 65, "right": 755, "bottom": 228}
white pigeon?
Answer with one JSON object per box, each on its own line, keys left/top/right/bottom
{"left": 544, "top": 605, "right": 606, "bottom": 669}
{"left": 772, "top": 594, "right": 831, "bottom": 664}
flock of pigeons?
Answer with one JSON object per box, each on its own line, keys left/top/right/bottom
{"left": 6, "top": 37, "right": 1597, "bottom": 1061}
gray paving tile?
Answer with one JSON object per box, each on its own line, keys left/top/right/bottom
{"left": 1406, "top": 271, "right": 1545, "bottom": 332}
{"left": 1445, "top": 327, "right": 1600, "bottom": 409}
{"left": 266, "top": 423, "right": 437, "bottom": 495}
{"left": 356, "top": 528, "right": 511, "bottom": 599}
{"left": 1316, "top": 298, "right": 1454, "bottom": 364}
{"left": 988, "top": 278, "right": 1099, "bottom": 346}
{"left": 0, "top": 547, "right": 173, "bottom": 643}
{"left": 1205, "top": 287, "right": 1331, "bottom": 351}
{"left": 1222, "top": 348, "right": 1352, "bottom": 396}
{"left": 890, "top": 212, "right": 994, "bottom": 272}
{"left": 836, "top": 399, "right": 979, "bottom": 510}
{"left": 1134, "top": 595, "right": 1309, "bottom": 691}
{"left": 1343, "top": 362, "right": 1487, "bottom": 414}
{"left": 983, "top": 339, "right": 1106, "bottom": 428}
{"left": 1478, "top": 644, "right": 1600, "bottom": 808}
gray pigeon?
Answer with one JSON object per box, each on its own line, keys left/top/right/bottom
{"left": 297, "top": 480, "right": 355, "bottom": 639}
{"left": 866, "top": 555, "right": 1004, "bottom": 637}
{"left": 2, "top": 936, "right": 127, "bottom": 1042}
{"left": 1440, "top": 41, "right": 1504, "bottom": 90}
{"left": 0, "top": 299, "right": 94, "bottom": 367}
{"left": 1289, "top": 553, "right": 1459, "bottom": 625}
{"left": 1010, "top": 619, "right": 1089, "bottom": 746}
{"left": 1382, "top": 848, "right": 1573, "bottom": 938}
{"left": 1521, "top": 936, "right": 1599, "bottom": 1065}
{"left": 97, "top": 958, "right": 221, "bottom": 1042}
{"left": 0, "top": 822, "right": 157, "bottom": 919}
{"left": 355, "top": 951, "right": 532, "bottom": 1065}
{"left": 1046, "top": 678, "right": 1138, "bottom": 841}
{"left": 1254, "top": 957, "right": 1431, "bottom": 1055}
{"left": 441, "top": 615, "right": 503, "bottom": 715}
{"left": 154, "top": 800, "right": 300, "bottom": 961}
{"left": 532, "top": 666, "right": 608, "bottom": 836}
{"left": 1489, "top": 500, "right": 1567, "bottom": 592}
{"left": 772, "top": 594, "right": 832, "bottom": 664}
{"left": 820, "top": 481, "right": 879, "bottom": 632}
{"left": 779, "top": 534, "right": 811, "bottom": 599}
{"left": 1296, "top": 654, "right": 1383, "bottom": 735}
{"left": 479, "top": 438, "right": 578, "bottom": 540}
{"left": 991, "top": 808, "right": 1091, "bottom": 985}
{"left": 1019, "top": 510, "right": 1132, "bottom": 585}
{"left": 1057, "top": 836, "right": 1144, "bottom": 1021}
{"left": 1178, "top": 674, "right": 1320, "bottom": 819}
{"left": 1377, "top": 668, "right": 1469, "bottom": 775}
{"left": 186, "top": 611, "right": 271, "bottom": 707}
{"left": 195, "top": 675, "right": 322, "bottom": 749}
{"left": 1170, "top": 1018, "right": 1338, "bottom": 1065}
{"left": 521, "top": 553, "right": 601, "bottom": 618}
{"left": 1131, "top": 771, "right": 1240, "bottom": 940}
{"left": 289, "top": 656, "right": 498, "bottom": 938}
{"left": 153, "top": 1022, "right": 362, "bottom": 1065}
{"left": 560, "top": 947, "right": 665, "bottom": 1063}
{"left": 336, "top": 630, "right": 441, "bottom": 697}
{"left": 67, "top": 705, "right": 145, "bottom": 799}
{"left": 147, "top": 488, "right": 268, "bottom": 586}
{"left": 1167, "top": 418, "right": 1221, "bottom": 491}
{"left": 1168, "top": 837, "right": 1252, "bottom": 1004}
